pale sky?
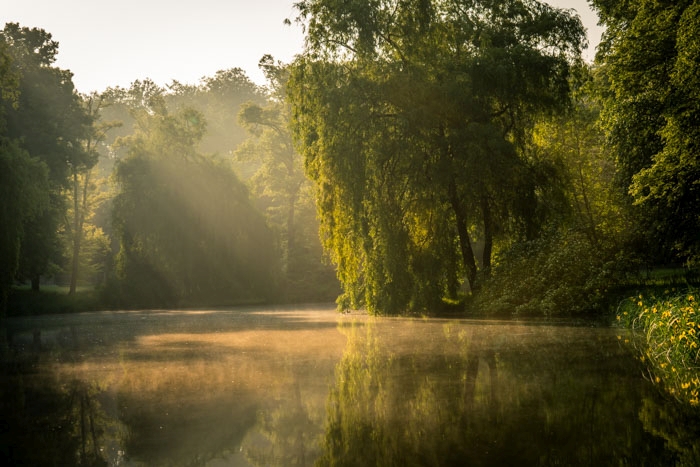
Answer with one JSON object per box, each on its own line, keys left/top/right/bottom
{"left": 3, "top": 0, "right": 604, "bottom": 95}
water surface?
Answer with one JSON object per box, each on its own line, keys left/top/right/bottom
{"left": 2, "top": 305, "right": 699, "bottom": 466}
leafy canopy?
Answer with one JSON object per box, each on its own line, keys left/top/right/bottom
{"left": 593, "top": 0, "right": 700, "bottom": 264}
{"left": 288, "top": 0, "right": 585, "bottom": 314}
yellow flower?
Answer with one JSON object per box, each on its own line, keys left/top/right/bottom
{"left": 682, "top": 382, "right": 691, "bottom": 389}
{"left": 689, "top": 295, "right": 695, "bottom": 302}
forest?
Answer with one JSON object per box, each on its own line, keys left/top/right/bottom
{"left": 1, "top": 0, "right": 699, "bottom": 319}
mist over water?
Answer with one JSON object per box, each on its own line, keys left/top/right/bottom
{"left": 3, "top": 2, "right": 700, "bottom": 465}
{"left": 3, "top": 306, "right": 699, "bottom": 465}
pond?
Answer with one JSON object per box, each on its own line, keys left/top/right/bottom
{"left": 2, "top": 305, "right": 699, "bottom": 466}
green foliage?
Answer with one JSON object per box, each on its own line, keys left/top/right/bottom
{"left": 473, "top": 229, "right": 619, "bottom": 316}
{"left": 593, "top": 0, "right": 700, "bottom": 264}
{"left": 1, "top": 23, "right": 91, "bottom": 182}
{"left": 289, "top": 0, "right": 586, "bottom": 314}
{"left": 111, "top": 106, "right": 278, "bottom": 307}
{"left": 170, "top": 68, "right": 265, "bottom": 156}
{"left": 530, "top": 66, "right": 624, "bottom": 241}
{"left": 62, "top": 93, "right": 118, "bottom": 294}
{"left": 0, "top": 28, "right": 54, "bottom": 309}
{"left": 0, "top": 37, "right": 19, "bottom": 106}
{"left": 1, "top": 23, "right": 92, "bottom": 290}
{"left": 0, "top": 138, "right": 49, "bottom": 312}
{"left": 618, "top": 291, "right": 700, "bottom": 408}
{"left": 101, "top": 71, "right": 264, "bottom": 163}
{"left": 236, "top": 61, "right": 339, "bottom": 302}
{"left": 467, "top": 65, "right": 648, "bottom": 317}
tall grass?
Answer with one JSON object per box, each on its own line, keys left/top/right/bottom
{"left": 618, "top": 289, "right": 700, "bottom": 407}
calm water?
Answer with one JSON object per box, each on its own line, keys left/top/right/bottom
{"left": 2, "top": 305, "right": 699, "bottom": 466}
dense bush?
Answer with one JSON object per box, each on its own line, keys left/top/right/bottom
{"left": 471, "top": 230, "right": 621, "bottom": 316}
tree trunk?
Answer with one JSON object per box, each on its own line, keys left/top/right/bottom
{"left": 481, "top": 194, "right": 493, "bottom": 277}
{"left": 577, "top": 164, "right": 599, "bottom": 246}
{"left": 449, "top": 183, "right": 478, "bottom": 292}
{"left": 286, "top": 189, "right": 297, "bottom": 277}
{"left": 69, "top": 239, "right": 80, "bottom": 295}
{"left": 463, "top": 355, "right": 481, "bottom": 410}
{"left": 80, "top": 393, "right": 88, "bottom": 462}
{"left": 69, "top": 170, "right": 81, "bottom": 295}
{"left": 31, "top": 275, "right": 40, "bottom": 292}
{"left": 484, "top": 349, "right": 499, "bottom": 419}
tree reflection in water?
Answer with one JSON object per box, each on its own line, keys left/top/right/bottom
{"left": 640, "top": 396, "right": 700, "bottom": 466}
{"left": 315, "top": 320, "right": 692, "bottom": 466}
{"left": 242, "top": 381, "right": 322, "bottom": 465}
{"left": 3, "top": 311, "right": 700, "bottom": 466}
{"left": 1, "top": 358, "right": 125, "bottom": 466}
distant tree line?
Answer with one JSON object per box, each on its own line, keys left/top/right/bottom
{"left": 0, "top": 22, "right": 337, "bottom": 314}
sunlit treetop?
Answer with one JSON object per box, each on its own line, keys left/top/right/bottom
{"left": 0, "top": 22, "right": 59, "bottom": 68}
{"left": 294, "top": 0, "right": 586, "bottom": 62}
{"left": 288, "top": 0, "right": 587, "bottom": 313}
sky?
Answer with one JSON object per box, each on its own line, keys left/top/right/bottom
{"left": 3, "top": 0, "right": 605, "bottom": 95}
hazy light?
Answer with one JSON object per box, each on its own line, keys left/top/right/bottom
{"left": 4, "top": 0, "right": 602, "bottom": 94}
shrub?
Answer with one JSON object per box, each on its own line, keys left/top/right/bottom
{"left": 472, "top": 230, "right": 619, "bottom": 316}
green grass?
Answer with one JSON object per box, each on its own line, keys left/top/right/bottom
{"left": 617, "top": 288, "right": 700, "bottom": 407}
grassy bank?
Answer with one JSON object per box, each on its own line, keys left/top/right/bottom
{"left": 5, "top": 285, "right": 278, "bottom": 316}
{"left": 6, "top": 287, "right": 102, "bottom": 316}
{"left": 617, "top": 289, "right": 700, "bottom": 407}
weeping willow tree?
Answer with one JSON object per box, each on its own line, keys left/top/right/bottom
{"left": 287, "top": 0, "right": 586, "bottom": 314}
